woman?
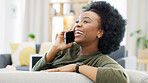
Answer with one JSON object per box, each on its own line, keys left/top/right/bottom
{"left": 33, "top": 1, "right": 128, "bottom": 83}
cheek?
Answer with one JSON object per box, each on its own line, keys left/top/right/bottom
{"left": 84, "top": 27, "right": 98, "bottom": 38}
{"left": 85, "top": 24, "right": 99, "bottom": 33}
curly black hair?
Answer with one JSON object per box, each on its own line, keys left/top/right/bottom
{"left": 84, "top": 1, "right": 126, "bottom": 55}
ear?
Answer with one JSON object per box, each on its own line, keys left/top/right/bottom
{"left": 97, "top": 30, "right": 104, "bottom": 38}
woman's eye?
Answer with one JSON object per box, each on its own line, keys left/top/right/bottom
{"left": 83, "top": 20, "right": 89, "bottom": 23}
{"left": 75, "top": 20, "right": 79, "bottom": 23}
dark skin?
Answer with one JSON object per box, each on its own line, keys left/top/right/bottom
{"left": 43, "top": 11, "right": 104, "bottom": 82}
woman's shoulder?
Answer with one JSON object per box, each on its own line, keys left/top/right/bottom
{"left": 94, "top": 55, "right": 119, "bottom": 67}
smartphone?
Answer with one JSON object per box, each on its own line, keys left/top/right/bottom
{"left": 64, "top": 31, "right": 75, "bottom": 44}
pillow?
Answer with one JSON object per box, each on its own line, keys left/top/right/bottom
{"left": 39, "top": 42, "right": 53, "bottom": 54}
{"left": 10, "top": 43, "right": 36, "bottom": 66}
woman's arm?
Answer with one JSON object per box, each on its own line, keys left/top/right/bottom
{"left": 79, "top": 65, "right": 98, "bottom": 81}
{"left": 45, "top": 45, "right": 60, "bottom": 63}
{"left": 46, "top": 30, "right": 73, "bottom": 63}
{"left": 79, "top": 65, "right": 128, "bottom": 83}
{"left": 43, "top": 64, "right": 128, "bottom": 83}
{"left": 43, "top": 64, "right": 97, "bottom": 81}
{"left": 33, "top": 30, "right": 73, "bottom": 71}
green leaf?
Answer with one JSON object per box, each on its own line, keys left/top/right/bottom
{"left": 145, "top": 39, "right": 148, "bottom": 48}
{"left": 137, "top": 37, "right": 145, "bottom": 48}
{"left": 137, "top": 38, "right": 141, "bottom": 48}
{"left": 28, "top": 34, "right": 35, "bottom": 38}
{"left": 146, "top": 39, "right": 148, "bottom": 42}
{"left": 82, "top": 6, "right": 87, "bottom": 9}
{"left": 130, "top": 33, "right": 134, "bottom": 37}
{"left": 130, "top": 29, "right": 142, "bottom": 37}
{"left": 137, "top": 38, "right": 140, "bottom": 48}
{"left": 136, "top": 29, "right": 142, "bottom": 34}
{"left": 130, "top": 29, "right": 148, "bottom": 48}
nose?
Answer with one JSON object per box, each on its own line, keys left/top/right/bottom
{"left": 76, "top": 22, "right": 82, "bottom": 28}
{"left": 72, "top": 21, "right": 82, "bottom": 32}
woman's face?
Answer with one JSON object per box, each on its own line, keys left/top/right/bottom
{"left": 74, "top": 11, "right": 102, "bottom": 45}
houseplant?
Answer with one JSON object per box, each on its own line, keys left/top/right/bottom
{"left": 28, "top": 34, "right": 35, "bottom": 41}
{"left": 130, "top": 29, "right": 148, "bottom": 58}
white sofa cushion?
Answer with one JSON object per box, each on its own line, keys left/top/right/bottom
{"left": 0, "top": 69, "right": 148, "bottom": 83}
{"left": 0, "top": 71, "right": 93, "bottom": 83}
{"left": 126, "top": 69, "right": 148, "bottom": 83}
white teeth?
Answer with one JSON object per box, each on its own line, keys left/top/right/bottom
{"left": 75, "top": 34, "right": 81, "bottom": 36}
{"left": 75, "top": 31, "right": 84, "bottom": 34}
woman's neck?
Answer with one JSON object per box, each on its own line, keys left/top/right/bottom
{"left": 78, "top": 42, "right": 99, "bottom": 56}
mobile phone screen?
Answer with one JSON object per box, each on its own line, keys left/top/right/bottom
{"left": 64, "top": 31, "right": 75, "bottom": 44}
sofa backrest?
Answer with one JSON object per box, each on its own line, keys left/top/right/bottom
{"left": 108, "top": 46, "right": 126, "bottom": 61}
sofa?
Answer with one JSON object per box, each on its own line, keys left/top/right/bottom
{"left": 0, "top": 69, "right": 147, "bottom": 83}
{"left": 108, "top": 46, "right": 137, "bottom": 69}
{"left": 0, "top": 45, "right": 147, "bottom": 83}
{"left": 0, "top": 44, "right": 41, "bottom": 71}
{"left": 0, "top": 45, "right": 136, "bottom": 71}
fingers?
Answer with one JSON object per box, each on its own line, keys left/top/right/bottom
{"left": 72, "top": 26, "right": 76, "bottom": 33}
{"left": 67, "top": 43, "right": 73, "bottom": 48}
{"left": 60, "top": 29, "right": 72, "bottom": 34}
{"left": 67, "top": 29, "right": 72, "bottom": 32}
{"left": 58, "top": 31, "right": 65, "bottom": 37}
{"left": 40, "top": 64, "right": 76, "bottom": 72}
{"left": 41, "top": 68, "right": 60, "bottom": 72}
{"left": 58, "top": 29, "right": 72, "bottom": 38}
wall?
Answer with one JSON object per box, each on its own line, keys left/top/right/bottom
{"left": 126, "top": 0, "right": 148, "bottom": 56}
{"left": 0, "top": 0, "right": 25, "bottom": 53}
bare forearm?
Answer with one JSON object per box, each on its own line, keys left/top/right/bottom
{"left": 79, "top": 65, "right": 128, "bottom": 83}
{"left": 46, "top": 45, "right": 60, "bottom": 63}
{"left": 79, "top": 65, "right": 97, "bottom": 82}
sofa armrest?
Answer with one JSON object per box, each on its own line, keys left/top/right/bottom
{"left": 0, "top": 54, "right": 12, "bottom": 68}
{"left": 117, "top": 56, "right": 137, "bottom": 70}
{"left": 125, "top": 69, "right": 148, "bottom": 83}
{"left": 0, "top": 70, "right": 147, "bottom": 83}
{"left": 0, "top": 72, "right": 93, "bottom": 83}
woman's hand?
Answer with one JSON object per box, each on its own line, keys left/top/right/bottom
{"left": 54, "top": 30, "right": 73, "bottom": 51}
{"left": 42, "top": 64, "right": 76, "bottom": 72}
{"left": 42, "top": 64, "right": 98, "bottom": 82}
{"left": 46, "top": 29, "right": 74, "bottom": 63}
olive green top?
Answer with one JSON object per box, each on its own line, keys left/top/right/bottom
{"left": 33, "top": 43, "right": 128, "bottom": 83}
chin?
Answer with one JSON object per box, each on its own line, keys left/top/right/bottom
{"left": 75, "top": 39, "right": 85, "bottom": 46}
{"left": 75, "top": 39, "right": 82, "bottom": 44}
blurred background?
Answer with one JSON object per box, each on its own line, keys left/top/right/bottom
{"left": 0, "top": 0, "right": 148, "bottom": 72}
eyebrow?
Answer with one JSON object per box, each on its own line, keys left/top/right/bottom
{"left": 82, "top": 17, "right": 92, "bottom": 21}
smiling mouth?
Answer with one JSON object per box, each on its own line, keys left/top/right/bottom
{"left": 75, "top": 30, "right": 84, "bottom": 37}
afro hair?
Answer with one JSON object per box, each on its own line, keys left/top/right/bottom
{"left": 84, "top": 1, "right": 126, "bottom": 55}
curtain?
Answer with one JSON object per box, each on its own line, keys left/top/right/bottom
{"left": 24, "top": 0, "right": 49, "bottom": 43}
{"left": 0, "top": 0, "right": 5, "bottom": 53}
{"left": 0, "top": 0, "right": 25, "bottom": 53}
{"left": 0, "top": 0, "right": 49, "bottom": 53}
